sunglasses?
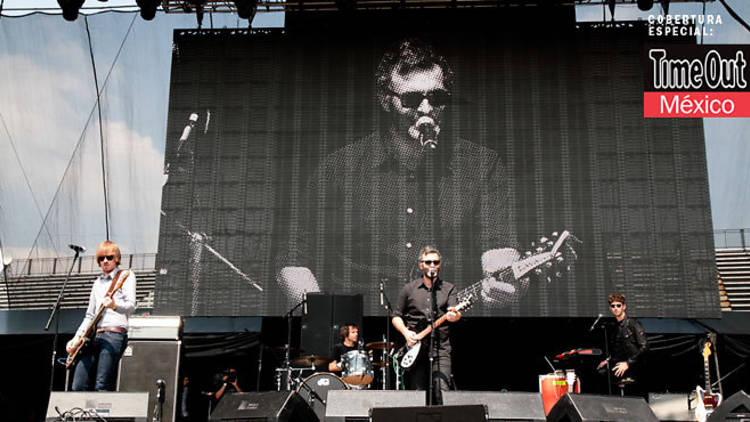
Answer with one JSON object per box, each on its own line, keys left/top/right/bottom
{"left": 392, "top": 89, "right": 451, "bottom": 108}
{"left": 610, "top": 303, "right": 623, "bottom": 308}
{"left": 98, "top": 255, "right": 115, "bottom": 263}
{"left": 422, "top": 260, "right": 441, "bottom": 266}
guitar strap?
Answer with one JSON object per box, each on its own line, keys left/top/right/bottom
{"left": 104, "top": 269, "right": 130, "bottom": 300}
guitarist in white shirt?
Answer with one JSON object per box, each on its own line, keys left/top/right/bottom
{"left": 392, "top": 246, "right": 461, "bottom": 404}
{"left": 66, "top": 240, "right": 137, "bottom": 391}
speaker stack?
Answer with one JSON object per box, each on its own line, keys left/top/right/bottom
{"left": 547, "top": 393, "right": 659, "bottom": 422}
{"left": 208, "top": 391, "right": 317, "bottom": 422}
{"left": 442, "top": 391, "right": 546, "bottom": 421}
{"left": 46, "top": 391, "right": 149, "bottom": 422}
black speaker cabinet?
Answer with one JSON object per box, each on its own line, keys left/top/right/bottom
{"left": 371, "top": 404, "right": 487, "bottom": 422}
{"left": 648, "top": 393, "right": 694, "bottom": 421}
{"left": 208, "top": 391, "right": 317, "bottom": 422}
{"left": 547, "top": 394, "right": 659, "bottom": 422}
{"left": 707, "top": 390, "right": 750, "bottom": 422}
{"left": 117, "top": 340, "right": 181, "bottom": 422}
{"left": 442, "top": 391, "right": 546, "bottom": 421}
{"left": 326, "top": 390, "right": 425, "bottom": 422}
{"left": 46, "top": 391, "right": 149, "bottom": 422}
{"left": 301, "top": 293, "right": 363, "bottom": 357}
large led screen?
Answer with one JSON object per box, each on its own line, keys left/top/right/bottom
{"left": 155, "top": 12, "right": 719, "bottom": 317}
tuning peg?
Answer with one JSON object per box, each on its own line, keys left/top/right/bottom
{"left": 556, "top": 256, "right": 565, "bottom": 263}
{"left": 535, "top": 246, "right": 544, "bottom": 254}
{"left": 554, "top": 271, "right": 563, "bottom": 278}
{"left": 551, "top": 231, "right": 558, "bottom": 238}
{"left": 534, "top": 268, "right": 543, "bottom": 275}
{"left": 524, "top": 250, "right": 532, "bottom": 257}
{"left": 546, "top": 240, "right": 554, "bottom": 248}
{"left": 539, "top": 236, "right": 548, "bottom": 244}
{"left": 545, "top": 261, "right": 553, "bottom": 268}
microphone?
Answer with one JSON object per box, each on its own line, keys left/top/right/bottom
{"left": 427, "top": 267, "right": 437, "bottom": 279}
{"left": 416, "top": 116, "right": 438, "bottom": 149}
{"left": 68, "top": 244, "right": 86, "bottom": 254}
{"left": 589, "top": 313, "right": 603, "bottom": 332}
{"left": 179, "top": 113, "right": 199, "bottom": 143}
{"left": 379, "top": 280, "right": 385, "bottom": 306}
{"left": 156, "top": 379, "right": 166, "bottom": 403}
{"left": 358, "top": 339, "right": 364, "bottom": 350}
{"left": 303, "top": 290, "right": 308, "bottom": 315}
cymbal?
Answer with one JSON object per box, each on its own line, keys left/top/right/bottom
{"left": 292, "top": 355, "right": 331, "bottom": 367}
{"left": 366, "top": 341, "right": 396, "bottom": 350}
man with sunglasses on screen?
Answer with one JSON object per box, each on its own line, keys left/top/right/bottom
{"left": 597, "top": 293, "right": 648, "bottom": 393}
{"left": 66, "top": 240, "right": 136, "bottom": 391}
{"left": 393, "top": 246, "right": 460, "bottom": 404}
{"left": 277, "top": 37, "right": 523, "bottom": 311}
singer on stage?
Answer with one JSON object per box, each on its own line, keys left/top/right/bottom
{"left": 276, "top": 37, "right": 524, "bottom": 310}
{"left": 392, "top": 246, "right": 460, "bottom": 404}
{"left": 597, "top": 293, "right": 648, "bottom": 392}
{"left": 66, "top": 240, "right": 136, "bottom": 391}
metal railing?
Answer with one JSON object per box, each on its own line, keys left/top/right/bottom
{"left": 5, "top": 253, "right": 156, "bottom": 279}
{"left": 714, "top": 229, "right": 749, "bottom": 250}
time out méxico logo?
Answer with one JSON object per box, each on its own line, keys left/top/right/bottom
{"left": 644, "top": 45, "right": 749, "bottom": 118}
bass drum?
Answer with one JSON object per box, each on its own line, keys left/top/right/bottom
{"left": 296, "top": 372, "right": 348, "bottom": 421}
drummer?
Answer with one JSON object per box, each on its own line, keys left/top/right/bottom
{"left": 328, "top": 323, "right": 360, "bottom": 372}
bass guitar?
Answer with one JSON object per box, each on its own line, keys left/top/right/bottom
{"left": 693, "top": 334, "right": 722, "bottom": 422}
{"left": 64, "top": 270, "right": 130, "bottom": 368}
{"left": 398, "top": 230, "right": 575, "bottom": 369}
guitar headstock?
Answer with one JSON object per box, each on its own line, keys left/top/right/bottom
{"left": 701, "top": 340, "right": 712, "bottom": 359}
{"left": 516, "top": 230, "right": 579, "bottom": 282}
{"left": 455, "top": 291, "right": 477, "bottom": 313}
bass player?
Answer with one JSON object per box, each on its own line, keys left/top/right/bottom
{"left": 66, "top": 240, "right": 136, "bottom": 391}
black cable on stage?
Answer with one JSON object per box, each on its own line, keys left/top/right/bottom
{"left": 718, "top": 0, "right": 750, "bottom": 33}
{"left": 84, "top": 15, "right": 111, "bottom": 241}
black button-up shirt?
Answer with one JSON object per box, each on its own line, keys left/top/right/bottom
{"left": 394, "top": 276, "right": 458, "bottom": 351}
{"left": 610, "top": 316, "right": 648, "bottom": 366}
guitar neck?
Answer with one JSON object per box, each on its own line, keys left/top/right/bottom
{"left": 704, "top": 357, "right": 711, "bottom": 392}
{"left": 415, "top": 313, "right": 450, "bottom": 340}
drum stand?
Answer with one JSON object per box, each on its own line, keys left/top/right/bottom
{"left": 379, "top": 278, "right": 394, "bottom": 390}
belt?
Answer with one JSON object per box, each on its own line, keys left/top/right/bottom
{"left": 97, "top": 326, "right": 127, "bottom": 334}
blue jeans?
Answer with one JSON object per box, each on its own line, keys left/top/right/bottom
{"left": 71, "top": 331, "right": 128, "bottom": 391}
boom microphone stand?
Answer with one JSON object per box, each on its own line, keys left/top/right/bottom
{"left": 45, "top": 246, "right": 83, "bottom": 393}
{"left": 380, "top": 278, "right": 393, "bottom": 389}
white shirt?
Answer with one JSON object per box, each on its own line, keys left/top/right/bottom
{"left": 75, "top": 266, "right": 136, "bottom": 338}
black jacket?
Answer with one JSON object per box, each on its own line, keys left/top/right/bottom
{"left": 610, "top": 316, "right": 648, "bottom": 366}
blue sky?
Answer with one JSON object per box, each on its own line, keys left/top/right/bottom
{"left": 0, "top": 1, "right": 747, "bottom": 261}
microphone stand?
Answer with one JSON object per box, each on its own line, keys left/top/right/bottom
{"left": 380, "top": 279, "right": 394, "bottom": 390}
{"left": 427, "top": 275, "right": 438, "bottom": 406}
{"left": 599, "top": 321, "right": 612, "bottom": 395}
{"left": 45, "top": 248, "right": 82, "bottom": 393}
{"left": 283, "top": 297, "right": 306, "bottom": 391}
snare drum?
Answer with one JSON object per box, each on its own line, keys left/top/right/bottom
{"left": 341, "top": 350, "right": 374, "bottom": 386}
{"left": 296, "top": 372, "right": 348, "bottom": 422}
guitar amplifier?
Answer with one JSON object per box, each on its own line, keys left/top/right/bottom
{"left": 127, "top": 316, "right": 182, "bottom": 340}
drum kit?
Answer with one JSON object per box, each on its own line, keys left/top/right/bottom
{"left": 274, "top": 340, "right": 396, "bottom": 422}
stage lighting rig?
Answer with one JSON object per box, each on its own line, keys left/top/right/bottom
{"left": 233, "top": 0, "right": 258, "bottom": 20}
{"left": 136, "top": 0, "right": 162, "bottom": 20}
{"left": 57, "top": 0, "right": 85, "bottom": 21}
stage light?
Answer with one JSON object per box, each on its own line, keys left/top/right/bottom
{"left": 136, "top": 0, "right": 161, "bottom": 20}
{"left": 233, "top": 0, "right": 258, "bottom": 20}
{"left": 637, "top": 0, "right": 654, "bottom": 11}
{"left": 57, "top": 0, "right": 85, "bottom": 21}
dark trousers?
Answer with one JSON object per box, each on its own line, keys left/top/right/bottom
{"left": 72, "top": 331, "right": 128, "bottom": 391}
{"left": 404, "top": 344, "right": 452, "bottom": 404}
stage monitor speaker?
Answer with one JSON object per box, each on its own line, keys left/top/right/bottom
{"left": 46, "top": 391, "right": 149, "bottom": 422}
{"left": 117, "top": 340, "right": 181, "bottom": 422}
{"left": 546, "top": 393, "right": 659, "bottom": 422}
{"left": 301, "top": 293, "right": 363, "bottom": 357}
{"left": 648, "top": 393, "right": 695, "bottom": 421}
{"left": 371, "top": 404, "right": 487, "bottom": 422}
{"left": 707, "top": 390, "right": 750, "bottom": 422}
{"left": 326, "top": 390, "right": 425, "bottom": 422}
{"left": 208, "top": 391, "right": 317, "bottom": 422}
{"left": 442, "top": 391, "right": 546, "bottom": 421}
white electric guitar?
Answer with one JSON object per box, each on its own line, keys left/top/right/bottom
{"left": 398, "top": 230, "right": 574, "bottom": 369}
